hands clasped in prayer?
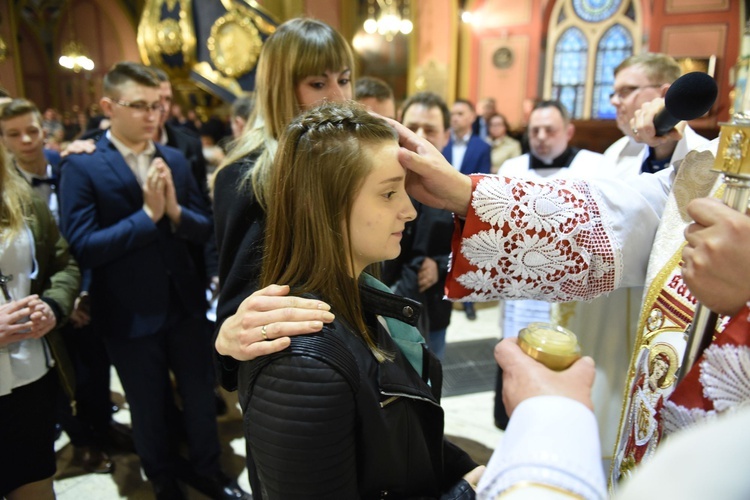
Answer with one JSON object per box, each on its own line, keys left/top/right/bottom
{"left": 142, "top": 157, "right": 181, "bottom": 225}
{"left": 0, "top": 294, "right": 56, "bottom": 348}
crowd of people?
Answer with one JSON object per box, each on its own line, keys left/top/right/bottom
{"left": 1, "top": 13, "right": 748, "bottom": 500}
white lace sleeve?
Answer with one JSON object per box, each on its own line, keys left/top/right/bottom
{"left": 445, "top": 173, "right": 669, "bottom": 302}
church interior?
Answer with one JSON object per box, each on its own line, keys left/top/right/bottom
{"left": 1, "top": 0, "right": 749, "bottom": 499}
{"left": 1, "top": 0, "right": 746, "bottom": 151}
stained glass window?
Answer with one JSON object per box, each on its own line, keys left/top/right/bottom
{"left": 573, "top": 0, "right": 621, "bottom": 22}
{"left": 551, "top": 27, "right": 588, "bottom": 118}
{"left": 593, "top": 24, "right": 633, "bottom": 118}
{"left": 547, "top": 0, "right": 638, "bottom": 119}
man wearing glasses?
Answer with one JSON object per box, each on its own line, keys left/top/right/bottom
{"left": 607, "top": 52, "right": 709, "bottom": 175}
{"left": 59, "top": 62, "right": 248, "bottom": 500}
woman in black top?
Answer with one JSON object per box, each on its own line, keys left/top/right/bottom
{"left": 212, "top": 17, "right": 354, "bottom": 388}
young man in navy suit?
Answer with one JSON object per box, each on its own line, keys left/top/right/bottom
{"left": 442, "top": 99, "right": 492, "bottom": 175}
{"left": 442, "top": 98, "right": 491, "bottom": 320}
{"left": 59, "top": 62, "right": 247, "bottom": 500}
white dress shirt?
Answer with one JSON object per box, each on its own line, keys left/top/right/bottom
{"left": 107, "top": 130, "right": 156, "bottom": 185}
{"left": 450, "top": 131, "right": 472, "bottom": 172}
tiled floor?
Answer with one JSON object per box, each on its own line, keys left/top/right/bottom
{"left": 53, "top": 302, "right": 505, "bottom": 499}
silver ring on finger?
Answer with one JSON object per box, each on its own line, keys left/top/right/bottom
{"left": 632, "top": 127, "right": 638, "bottom": 136}
{"left": 261, "top": 324, "right": 269, "bottom": 341}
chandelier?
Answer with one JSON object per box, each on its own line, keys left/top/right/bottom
{"left": 59, "top": 41, "right": 94, "bottom": 72}
{"left": 363, "top": 0, "right": 413, "bottom": 41}
{"left": 58, "top": 9, "right": 94, "bottom": 73}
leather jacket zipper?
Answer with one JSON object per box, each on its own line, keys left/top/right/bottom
{"left": 379, "top": 391, "right": 440, "bottom": 408}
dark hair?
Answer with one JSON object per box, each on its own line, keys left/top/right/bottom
{"left": 231, "top": 95, "right": 255, "bottom": 121}
{"left": 488, "top": 112, "right": 509, "bottom": 128}
{"left": 103, "top": 62, "right": 160, "bottom": 97}
{"left": 150, "top": 67, "right": 170, "bottom": 83}
{"left": 401, "top": 91, "right": 450, "bottom": 131}
{"left": 453, "top": 98, "right": 475, "bottom": 113}
{"left": 532, "top": 100, "right": 571, "bottom": 124}
{"left": 0, "top": 98, "right": 43, "bottom": 129}
{"left": 355, "top": 76, "right": 394, "bottom": 102}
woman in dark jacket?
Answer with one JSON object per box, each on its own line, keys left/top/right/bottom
{"left": 211, "top": 17, "right": 355, "bottom": 390}
{"left": 242, "top": 102, "right": 482, "bottom": 499}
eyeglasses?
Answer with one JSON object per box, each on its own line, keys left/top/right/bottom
{"left": 608, "top": 84, "right": 661, "bottom": 100}
{"left": 108, "top": 98, "right": 164, "bottom": 114}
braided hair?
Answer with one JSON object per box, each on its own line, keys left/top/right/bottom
{"left": 261, "top": 101, "right": 397, "bottom": 358}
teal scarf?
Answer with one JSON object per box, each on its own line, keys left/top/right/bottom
{"left": 362, "top": 274, "right": 425, "bottom": 375}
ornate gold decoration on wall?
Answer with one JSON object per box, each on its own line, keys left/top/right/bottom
{"left": 0, "top": 36, "right": 7, "bottom": 63}
{"left": 137, "top": 0, "right": 197, "bottom": 77}
{"left": 492, "top": 47, "right": 514, "bottom": 69}
{"left": 222, "top": 0, "right": 277, "bottom": 36}
{"left": 207, "top": 10, "right": 263, "bottom": 78}
{"left": 192, "top": 62, "right": 245, "bottom": 97}
{"left": 157, "top": 18, "right": 183, "bottom": 56}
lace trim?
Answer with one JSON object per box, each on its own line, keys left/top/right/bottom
{"left": 661, "top": 401, "right": 717, "bottom": 434}
{"left": 457, "top": 176, "right": 617, "bottom": 302}
{"left": 662, "top": 344, "right": 750, "bottom": 434}
{"left": 699, "top": 344, "right": 750, "bottom": 413}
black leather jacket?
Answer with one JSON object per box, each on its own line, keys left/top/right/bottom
{"left": 238, "top": 283, "right": 478, "bottom": 499}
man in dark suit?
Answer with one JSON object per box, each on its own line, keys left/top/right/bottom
{"left": 74, "top": 68, "right": 217, "bottom": 292}
{"left": 442, "top": 98, "right": 491, "bottom": 320}
{"left": 150, "top": 68, "right": 210, "bottom": 199}
{"left": 443, "top": 98, "right": 492, "bottom": 176}
{"left": 472, "top": 97, "right": 497, "bottom": 142}
{"left": 59, "top": 62, "right": 247, "bottom": 500}
{"left": 383, "top": 91, "right": 456, "bottom": 359}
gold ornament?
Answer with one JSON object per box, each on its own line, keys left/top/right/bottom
{"left": 207, "top": 11, "right": 262, "bottom": 78}
{"left": 157, "top": 18, "right": 183, "bottom": 55}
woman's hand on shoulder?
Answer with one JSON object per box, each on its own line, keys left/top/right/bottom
{"left": 215, "top": 284, "right": 335, "bottom": 361}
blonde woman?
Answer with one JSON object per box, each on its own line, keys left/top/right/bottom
{"left": 0, "top": 144, "right": 79, "bottom": 499}
{"left": 213, "top": 18, "right": 353, "bottom": 387}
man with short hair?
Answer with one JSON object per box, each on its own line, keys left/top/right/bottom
{"left": 401, "top": 91, "right": 450, "bottom": 149}
{"left": 1, "top": 98, "right": 120, "bottom": 473}
{"left": 472, "top": 97, "right": 497, "bottom": 141}
{"left": 499, "top": 100, "right": 607, "bottom": 177}
{"left": 229, "top": 95, "right": 254, "bottom": 140}
{"left": 444, "top": 99, "right": 492, "bottom": 176}
{"left": 443, "top": 98, "right": 492, "bottom": 321}
{"left": 0, "top": 99, "right": 61, "bottom": 221}
{"left": 607, "top": 52, "right": 707, "bottom": 175}
{"left": 149, "top": 68, "right": 210, "bottom": 198}
{"left": 59, "top": 62, "right": 247, "bottom": 500}
{"left": 354, "top": 75, "right": 396, "bottom": 119}
{"left": 383, "top": 91, "right": 455, "bottom": 358}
